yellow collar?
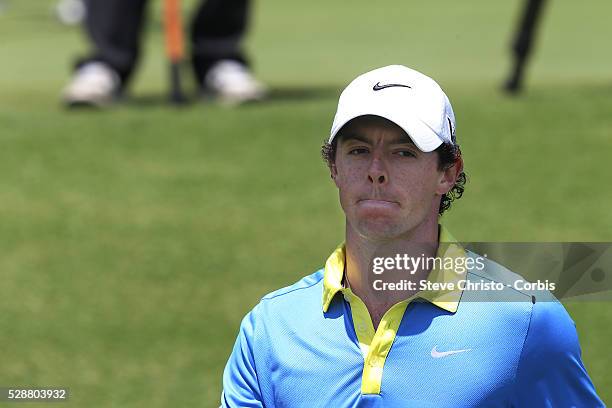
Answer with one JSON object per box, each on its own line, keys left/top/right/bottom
{"left": 322, "top": 226, "right": 465, "bottom": 313}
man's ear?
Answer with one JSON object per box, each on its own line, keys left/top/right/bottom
{"left": 330, "top": 163, "right": 339, "bottom": 188}
{"left": 437, "top": 155, "right": 463, "bottom": 195}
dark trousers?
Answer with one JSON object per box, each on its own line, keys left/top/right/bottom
{"left": 80, "top": 0, "right": 251, "bottom": 86}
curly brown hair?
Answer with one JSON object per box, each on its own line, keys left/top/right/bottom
{"left": 321, "top": 137, "right": 466, "bottom": 215}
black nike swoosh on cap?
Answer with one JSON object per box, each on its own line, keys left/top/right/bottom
{"left": 372, "top": 82, "right": 412, "bottom": 91}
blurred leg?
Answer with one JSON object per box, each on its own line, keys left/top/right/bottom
{"left": 504, "top": 0, "right": 547, "bottom": 93}
{"left": 77, "top": 0, "right": 149, "bottom": 86}
{"left": 190, "top": 0, "right": 251, "bottom": 84}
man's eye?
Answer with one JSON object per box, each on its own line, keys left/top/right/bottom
{"left": 397, "top": 150, "right": 416, "bottom": 157}
{"left": 348, "top": 148, "right": 368, "bottom": 155}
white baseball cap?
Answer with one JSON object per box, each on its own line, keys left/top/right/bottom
{"left": 329, "top": 65, "right": 456, "bottom": 152}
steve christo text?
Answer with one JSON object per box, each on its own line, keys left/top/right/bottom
{"left": 372, "top": 278, "right": 556, "bottom": 292}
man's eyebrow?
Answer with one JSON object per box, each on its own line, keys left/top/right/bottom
{"left": 340, "top": 132, "right": 416, "bottom": 146}
{"left": 338, "top": 132, "right": 371, "bottom": 145}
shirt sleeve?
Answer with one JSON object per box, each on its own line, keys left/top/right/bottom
{"left": 512, "top": 300, "right": 604, "bottom": 407}
{"left": 221, "top": 307, "right": 265, "bottom": 408}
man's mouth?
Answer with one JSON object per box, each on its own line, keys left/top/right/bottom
{"left": 357, "top": 198, "right": 400, "bottom": 207}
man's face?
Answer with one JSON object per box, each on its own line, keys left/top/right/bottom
{"left": 331, "top": 116, "right": 456, "bottom": 241}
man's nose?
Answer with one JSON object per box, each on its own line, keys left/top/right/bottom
{"left": 367, "top": 158, "right": 388, "bottom": 185}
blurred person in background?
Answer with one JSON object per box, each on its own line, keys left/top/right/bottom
{"left": 62, "top": 0, "right": 266, "bottom": 107}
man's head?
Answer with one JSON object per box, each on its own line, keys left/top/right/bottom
{"left": 322, "top": 65, "right": 466, "bottom": 241}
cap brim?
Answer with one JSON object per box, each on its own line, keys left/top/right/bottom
{"left": 329, "top": 107, "right": 444, "bottom": 153}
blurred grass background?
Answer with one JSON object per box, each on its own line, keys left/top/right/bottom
{"left": 0, "top": 0, "right": 611, "bottom": 406}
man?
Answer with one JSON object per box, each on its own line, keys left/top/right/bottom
{"left": 62, "top": 0, "right": 265, "bottom": 107}
{"left": 221, "top": 65, "right": 603, "bottom": 407}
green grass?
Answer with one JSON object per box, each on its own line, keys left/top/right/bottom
{"left": 1, "top": 0, "right": 611, "bottom": 406}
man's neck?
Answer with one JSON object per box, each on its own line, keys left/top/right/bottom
{"left": 344, "top": 217, "right": 440, "bottom": 329}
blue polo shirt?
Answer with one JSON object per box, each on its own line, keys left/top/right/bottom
{"left": 221, "top": 231, "right": 603, "bottom": 407}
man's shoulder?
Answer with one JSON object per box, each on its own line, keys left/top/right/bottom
{"left": 243, "top": 269, "right": 326, "bottom": 333}
{"left": 259, "top": 269, "right": 325, "bottom": 303}
{"left": 462, "top": 251, "right": 576, "bottom": 350}
{"left": 464, "top": 250, "right": 558, "bottom": 303}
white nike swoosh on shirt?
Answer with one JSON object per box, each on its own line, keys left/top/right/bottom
{"left": 430, "top": 346, "right": 472, "bottom": 358}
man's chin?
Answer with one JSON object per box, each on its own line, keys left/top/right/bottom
{"left": 354, "top": 218, "right": 406, "bottom": 241}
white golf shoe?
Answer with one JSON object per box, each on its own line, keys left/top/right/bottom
{"left": 62, "top": 62, "right": 120, "bottom": 107}
{"left": 55, "top": 0, "right": 86, "bottom": 26}
{"left": 204, "top": 60, "right": 267, "bottom": 105}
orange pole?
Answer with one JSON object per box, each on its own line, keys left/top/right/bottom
{"left": 163, "top": 0, "right": 184, "bottom": 62}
